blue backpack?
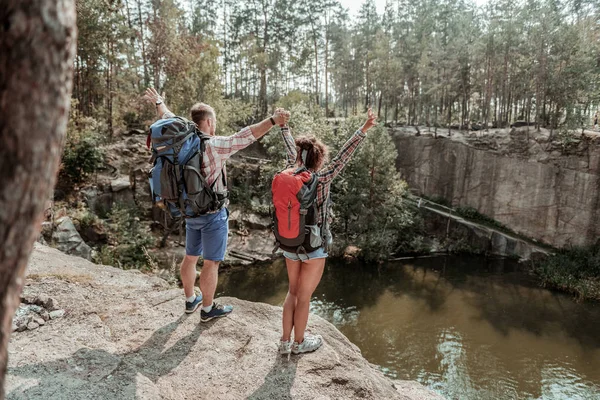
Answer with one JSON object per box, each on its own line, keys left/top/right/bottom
{"left": 148, "top": 116, "right": 226, "bottom": 219}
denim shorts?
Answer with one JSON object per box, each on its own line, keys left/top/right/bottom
{"left": 185, "top": 208, "right": 229, "bottom": 261}
{"left": 282, "top": 247, "right": 328, "bottom": 261}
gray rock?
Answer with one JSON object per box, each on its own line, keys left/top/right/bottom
{"left": 44, "top": 297, "right": 59, "bottom": 311}
{"left": 49, "top": 310, "right": 66, "bottom": 320}
{"left": 27, "top": 322, "right": 40, "bottom": 331}
{"left": 52, "top": 217, "right": 92, "bottom": 261}
{"left": 130, "top": 167, "right": 153, "bottom": 212}
{"left": 28, "top": 305, "right": 43, "bottom": 314}
{"left": 11, "top": 323, "right": 18, "bottom": 333}
{"left": 33, "top": 317, "right": 46, "bottom": 326}
{"left": 40, "top": 310, "right": 50, "bottom": 321}
{"left": 40, "top": 221, "right": 54, "bottom": 240}
{"left": 243, "top": 213, "right": 271, "bottom": 230}
{"left": 30, "top": 294, "right": 57, "bottom": 310}
{"left": 34, "top": 294, "right": 49, "bottom": 306}
{"left": 111, "top": 177, "right": 130, "bottom": 192}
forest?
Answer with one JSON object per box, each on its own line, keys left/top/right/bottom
{"left": 75, "top": 0, "right": 600, "bottom": 136}
{"left": 61, "top": 0, "right": 600, "bottom": 266}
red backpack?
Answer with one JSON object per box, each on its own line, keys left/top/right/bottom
{"left": 272, "top": 167, "right": 321, "bottom": 254}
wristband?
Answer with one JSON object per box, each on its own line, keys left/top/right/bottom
{"left": 270, "top": 117, "right": 276, "bottom": 126}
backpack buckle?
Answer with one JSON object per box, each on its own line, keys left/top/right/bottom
{"left": 272, "top": 241, "right": 280, "bottom": 254}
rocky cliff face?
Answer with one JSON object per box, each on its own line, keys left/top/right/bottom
{"left": 393, "top": 128, "right": 600, "bottom": 248}
{"left": 6, "top": 244, "right": 442, "bottom": 400}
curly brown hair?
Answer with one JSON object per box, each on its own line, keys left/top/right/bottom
{"left": 295, "top": 135, "right": 329, "bottom": 171}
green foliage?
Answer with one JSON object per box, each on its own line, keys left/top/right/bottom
{"left": 276, "top": 91, "right": 312, "bottom": 111}
{"left": 329, "top": 121, "right": 421, "bottom": 262}
{"left": 254, "top": 106, "right": 424, "bottom": 261}
{"left": 73, "top": 207, "right": 101, "bottom": 232}
{"left": 454, "top": 206, "right": 507, "bottom": 231}
{"left": 61, "top": 103, "right": 105, "bottom": 183}
{"left": 535, "top": 246, "right": 600, "bottom": 301}
{"left": 425, "top": 195, "right": 452, "bottom": 208}
{"left": 95, "top": 204, "right": 157, "bottom": 270}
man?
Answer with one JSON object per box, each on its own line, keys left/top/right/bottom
{"left": 144, "top": 88, "right": 289, "bottom": 322}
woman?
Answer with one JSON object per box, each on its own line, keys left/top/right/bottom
{"left": 278, "top": 109, "right": 378, "bottom": 355}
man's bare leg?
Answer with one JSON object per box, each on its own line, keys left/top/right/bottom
{"left": 200, "top": 260, "right": 220, "bottom": 307}
{"left": 180, "top": 255, "right": 199, "bottom": 298}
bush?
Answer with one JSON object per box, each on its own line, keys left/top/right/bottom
{"left": 95, "top": 204, "right": 157, "bottom": 270}
{"left": 61, "top": 103, "right": 105, "bottom": 183}
{"left": 426, "top": 195, "right": 452, "bottom": 208}
{"left": 534, "top": 245, "right": 600, "bottom": 300}
{"left": 454, "top": 206, "right": 507, "bottom": 230}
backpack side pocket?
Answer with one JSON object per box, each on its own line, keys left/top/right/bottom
{"left": 159, "top": 160, "right": 179, "bottom": 201}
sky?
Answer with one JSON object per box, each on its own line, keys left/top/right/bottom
{"left": 338, "top": 0, "right": 489, "bottom": 18}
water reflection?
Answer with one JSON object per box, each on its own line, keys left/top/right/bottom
{"left": 217, "top": 256, "right": 600, "bottom": 399}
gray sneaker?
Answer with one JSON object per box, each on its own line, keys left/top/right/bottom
{"left": 292, "top": 333, "right": 323, "bottom": 354}
{"left": 278, "top": 339, "right": 293, "bottom": 357}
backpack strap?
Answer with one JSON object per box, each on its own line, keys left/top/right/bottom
{"left": 293, "top": 166, "right": 308, "bottom": 175}
{"left": 183, "top": 164, "right": 210, "bottom": 189}
{"left": 209, "top": 167, "right": 227, "bottom": 190}
{"left": 152, "top": 130, "right": 195, "bottom": 153}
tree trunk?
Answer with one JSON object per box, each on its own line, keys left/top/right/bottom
{"left": 324, "top": 24, "right": 329, "bottom": 117}
{"left": 136, "top": 0, "right": 149, "bottom": 88}
{"left": 258, "top": 3, "right": 269, "bottom": 118}
{"left": 311, "top": 22, "right": 319, "bottom": 106}
{"left": 0, "top": 1, "right": 76, "bottom": 396}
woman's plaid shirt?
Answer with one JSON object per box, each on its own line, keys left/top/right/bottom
{"left": 280, "top": 126, "right": 366, "bottom": 226}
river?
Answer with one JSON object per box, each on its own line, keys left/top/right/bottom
{"left": 216, "top": 255, "right": 600, "bottom": 400}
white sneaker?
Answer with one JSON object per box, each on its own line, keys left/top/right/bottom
{"left": 279, "top": 339, "right": 293, "bottom": 356}
{"left": 292, "top": 333, "right": 323, "bottom": 354}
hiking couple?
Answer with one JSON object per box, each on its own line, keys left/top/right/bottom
{"left": 144, "top": 88, "right": 377, "bottom": 356}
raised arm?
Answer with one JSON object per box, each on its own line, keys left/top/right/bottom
{"left": 247, "top": 108, "right": 291, "bottom": 140}
{"left": 211, "top": 108, "right": 291, "bottom": 160}
{"left": 318, "top": 108, "right": 378, "bottom": 183}
{"left": 144, "top": 87, "right": 172, "bottom": 119}
{"left": 280, "top": 126, "right": 297, "bottom": 168}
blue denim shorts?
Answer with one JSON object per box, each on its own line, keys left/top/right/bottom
{"left": 185, "top": 208, "right": 229, "bottom": 261}
{"left": 282, "top": 247, "right": 328, "bottom": 261}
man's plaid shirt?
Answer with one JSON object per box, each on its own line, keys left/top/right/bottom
{"left": 161, "top": 111, "right": 256, "bottom": 196}
{"left": 280, "top": 126, "right": 366, "bottom": 227}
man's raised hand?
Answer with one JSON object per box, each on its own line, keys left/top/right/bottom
{"left": 144, "top": 87, "right": 164, "bottom": 105}
{"left": 360, "top": 108, "right": 378, "bottom": 134}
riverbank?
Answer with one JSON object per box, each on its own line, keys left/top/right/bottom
{"left": 532, "top": 245, "right": 600, "bottom": 301}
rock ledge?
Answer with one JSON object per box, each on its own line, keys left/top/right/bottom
{"left": 7, "top": 244, "right": 441, "bottom": 400}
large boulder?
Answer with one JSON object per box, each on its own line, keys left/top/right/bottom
{"left": 7, "top": 244, "right": 442, "bottom": 400}
{"left": 51, "top": 217, "right": 92, "bottom": 260}
{"left": 81, "top": 186, "right": 113, "bottom": 217}
{"left": 130, "top": 166, "right": 153, "bottom": 214}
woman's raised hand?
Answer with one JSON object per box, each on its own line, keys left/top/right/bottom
{"left": 360, "top": 108, "right": 377, "bottom": 134}
{"left": 273, "top": 107, "right": 291, "bottom": 127}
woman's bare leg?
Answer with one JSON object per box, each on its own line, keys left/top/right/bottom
{"left": 282, "top": 258, "right": 302, "bottom": 341}
{"left": 293, "top": 258, "right": 326, "bottom": 343}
